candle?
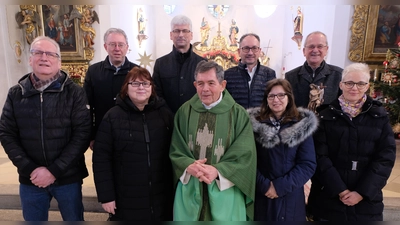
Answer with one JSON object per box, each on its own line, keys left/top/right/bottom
{"left": 374, "top": 68, "right": 378, "bottom": 81}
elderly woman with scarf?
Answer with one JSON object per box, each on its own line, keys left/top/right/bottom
{"left": 247, "top": 78, "right": 318, "bottom": 221}
{"left": 307, "top": 63, "right": 396, "bottom": 221}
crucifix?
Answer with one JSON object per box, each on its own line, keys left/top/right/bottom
{"left": 196, "top": 123, "right": 214, "bottom": 159}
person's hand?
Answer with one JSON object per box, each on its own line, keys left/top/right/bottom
{"left": 102, "top": 201, "right": 116, "bottom": 214}
{"left": 30, "top": 167, "right": 56, "bottom": 188}
{"left": 197, "top": 164, "right": 218, "bottom": 184}
{"left": 265, "top": 181, "right": 278, "bottom": 199}
{"left": 338, "top": 189, "right": 351, "bottom": 199}
{"left": 187, "top": 158, "right": 208, "bottom": 180}
{"left": 340, "top": 191, "right": 363, "bottom": 206}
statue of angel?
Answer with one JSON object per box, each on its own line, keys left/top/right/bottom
{"left": 15, "top": 8, "right": 41, "bottom": 44}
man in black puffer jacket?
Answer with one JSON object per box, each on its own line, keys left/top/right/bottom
{"left": 0, "top": 36, "right": 91, "bottom": 221}
{"left": 225, "top": 33, "right": 276, "bottom": 109}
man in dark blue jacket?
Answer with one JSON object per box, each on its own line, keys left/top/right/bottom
{"left": 0, "top": 36, "right": 91, "bottom": 221}
{"left": 225, "top": 33, "right": 276, "bottom": 109}
{"left": 84, "top": 28, "right": 138, "bottom": 149}
{"left": 153, "top": 15, "right": 205, "bottom": 113}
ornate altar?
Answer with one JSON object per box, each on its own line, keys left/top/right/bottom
{"left": 193, "top": 22, "right": 239, "bottom": 70}
{"left": 193, "top": 21, "right": 270, "bottom": 70}
{"left": 16, "top": 5, "right": 99, "bottom": 85}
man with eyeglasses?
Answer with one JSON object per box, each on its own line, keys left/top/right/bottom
{"left": 153, "top": 15, "right": 205, "bottom": 113}
{"left": 84, "top": 28, "right": 139, "bottom": 150}
{"left": 0, "top": 36, "right": 91, "bottom": 221}
{"left": 285, "top": 31, "right": 343, "bottom": 111}
{"left": 225, "top": 33, "right": 276, "bottom": 109}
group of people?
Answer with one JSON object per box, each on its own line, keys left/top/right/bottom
{"left": 0, "top": 14, "right": 396, "bottom": 222}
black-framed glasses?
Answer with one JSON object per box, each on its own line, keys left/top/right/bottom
{"left": 171, "top": 29, "right": 191, "bottom": 34}
{"left": 267, "top": 93, "right": 287, "bottom": 100}
{"left": 107, "top": 43, "right": 127, "bottom": 48}
{"left": 342, "top": 81, "right": 368, "bottom": 89}
{"left": 305, "top": 45, "right": 327, "bottom": 50}
{"left": 240, "top": 46, "right": 260, "bottom": 53}
{"left": 30, "top": 50, "right": 60, "bottom": 59}
{"left": 128, "top": 81, "right": 151, "bottom": 88}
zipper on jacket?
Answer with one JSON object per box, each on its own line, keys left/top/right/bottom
{"left": 142, "top": 113, "right": 154, "bottom": 218}
{"left": 40, "top": 92, "right": 48, "bottom": 165}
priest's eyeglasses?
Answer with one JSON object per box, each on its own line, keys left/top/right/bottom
{"left": 128, "top": 81, "right": 151, "bottom": 88}
{"left": 342, "top": 81, "right": 368, "bottom": 89}
{"left": 267, "top": 93, "right": 287, "bottom": 100}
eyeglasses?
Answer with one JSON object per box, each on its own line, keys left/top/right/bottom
{"left": 171, "top": 29, "right": 191, "bottom": 34}
{"left": 305, "top": 45, "right": 327, "bottom": 50}
{"left": 30, "top": 50, "right": 60, "bottom": 59}
{"left": 240, "top": 46, "right": 260, "bottom": 53}
{"left": 128, "top": 81, "right": 151, "bottom": 88}
{"left": 342, "top": 81, "right": 368, "bottom": 89}
{"left": 107, "top": 43, "right": 127, "bottom": 48}
{"left": 267, "top": 93, "right": 287, "bottom": 100}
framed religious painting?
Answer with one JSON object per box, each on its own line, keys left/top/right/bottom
{"left": 349, "top": 5, "right": 400, "bottom": 63}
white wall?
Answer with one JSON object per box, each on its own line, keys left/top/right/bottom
{"left": 0, "top": 4, "right": 357, "bottom": 115}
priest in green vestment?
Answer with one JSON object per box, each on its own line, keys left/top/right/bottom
{"left": 169, "top": 60, "right": 257, "bottom": 221}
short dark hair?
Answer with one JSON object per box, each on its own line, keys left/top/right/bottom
{"left": 194, "top": 60, "right": 224, "bottom": 83}
{"left": 239, "top": 33, "right": 260, "bottom": 46}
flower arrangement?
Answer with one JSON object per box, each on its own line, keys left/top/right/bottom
{"left": 201, "top": 49, "right": 239, "bottom": 64}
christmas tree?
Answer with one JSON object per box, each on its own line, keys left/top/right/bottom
{"left": 371, "top": 44, "right": 400, "bottom": 136}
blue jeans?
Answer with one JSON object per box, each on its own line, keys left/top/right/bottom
{"left": 19, "top": 182, "right": 84, "bottom": 221}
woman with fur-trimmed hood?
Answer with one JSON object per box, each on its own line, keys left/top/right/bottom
{"left": 247, "top": 79, "right": 318, "bottom": 221}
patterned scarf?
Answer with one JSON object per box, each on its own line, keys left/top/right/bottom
{"left": 30, "top": 71, "right": 62, "bottom": 92}
{"left": 338, "top": 94, "right": 367, "bottom": 118}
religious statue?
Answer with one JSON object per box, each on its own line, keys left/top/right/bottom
{"left": 291, "top": 7, "right": 303, "bottom": 50}
{"left": 137, "top": 8, "right": 148, "bottom": 48}
{"left": 200, "top": 17, "right": 210, "bottom": 47}
{"left": 15, "top": 7, "right": 40, "bottom": 44}
{"left": 308, "top": 83, "right": 324, "bottom": 113}
{"left": 229, "top": 19, "right": 239, "bottom": 46}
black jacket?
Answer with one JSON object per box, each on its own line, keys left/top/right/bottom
{"left": 285, "top": 60, "right": 343, "bottom": 108}
{"left": 153, "top": 44, "right": 205, "bottom": 113}
{"left": 308, "top": 97, "right": 396, "bottom": 221}
{"left": 225, "top": 60, "right": 276, "bottom": 109}
{"left": 93, "top": 95, "right": 174, "bottom": 221}
{"left": 84, "top": 56, "right": 139, "bottom": 139}
{"left": 0, "top": 71, "right": 91, "bottom": 185}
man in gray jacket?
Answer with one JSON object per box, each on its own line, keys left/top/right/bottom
{"left": 285, "top": 31, "right": 343, "bottom": 110}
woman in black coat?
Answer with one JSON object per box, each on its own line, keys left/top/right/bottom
{"left": 308, "top": 63, "right": 396, "bottom": 221}
{"left": 93, "top": 67, "right": 174, "bottom": 221}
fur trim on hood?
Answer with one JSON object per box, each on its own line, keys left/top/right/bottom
{"left": 247, "top": 107, "right": 318, "bottom": 148}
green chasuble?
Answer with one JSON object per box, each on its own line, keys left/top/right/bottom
{"left": 169, "top": 90, "right": 257, "bottom": 221}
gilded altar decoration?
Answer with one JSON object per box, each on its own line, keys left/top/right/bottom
{"left": 13, "top": 41, "right": 23, "bottom": 63}
{"left": 137, "top": 8, "right": 148, "bottom": 48}
{"left": 15, "top": 5, "right": 41, "bottom": 45}
{"left": 194, "top": 21, "right": 239, "bottom": 70}
{"left": 61, "top": 62, "right": 89, "bottom": 86}
{"left": 291, "top": 6, "right": 303, "bottom": 50}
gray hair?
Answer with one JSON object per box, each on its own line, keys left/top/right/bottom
{"left": 341, "top": 63, "right": 370, "bottom": 82}
{"left": 170, "top": 15, "right": 192, "bottom": 31}
{"left": 239, "top": 33, "right": 260, "bottom": 46}
{"left": 103, "top": 28, "right": 128, "bottom": 44}
{"left": 30, "top": 36, "right": 61, "bottom": 58}
{"left": 194, "top": 60, "right": 224, "bottom": 83}
{"left": 304, "top": 31, "right": 329, "bottom": 47}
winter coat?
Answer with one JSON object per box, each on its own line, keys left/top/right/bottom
{"left": 247, "top": 107, "right": 317, "bottom": 221}
{"left": 285, "top": 60, "right": 343, "bottom": 108}
{"left": 225, "top": 60, "right": 276, "bottom": 109}
{"left": 83, "top": 56, "right": 139, "bottom": 139}
{"left": 153, "top": 44, "right": 205, "bottom": 113}
{"left": 93, "top": 94, "right": 174, "bottom": 221}
{"left": 308, "top": 96, "right": 396, "bottom": 221}
{"left": 0, "top": 71, "right": 91, "bottom": 185}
